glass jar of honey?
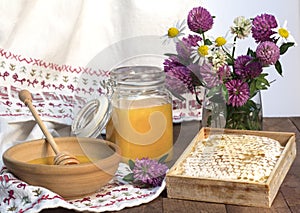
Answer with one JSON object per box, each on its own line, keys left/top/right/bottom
{"left": 106, "top": 65, "right": 173, "bottom": 162}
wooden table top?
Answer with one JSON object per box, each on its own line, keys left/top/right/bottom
{"left": 43, "top": 117, "right": 300, "bottom": 213}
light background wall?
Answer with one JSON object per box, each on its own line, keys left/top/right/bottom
{"left": 0, "top": 0, "right": 299, "bottom": 117}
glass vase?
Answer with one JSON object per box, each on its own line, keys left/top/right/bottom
{"left": 201, "top": 89, "right": 227, "bottom": 128}
{"left": 225, "top": 91, "right": 263, "bottom": 130}
{"left": 201, "top": 88, "right": 263, "bottom": 130}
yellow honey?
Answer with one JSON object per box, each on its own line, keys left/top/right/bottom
{"left": 27, "top": 155, "right": 92, "bottom": 165}
{"left": 106, "top": 100, "right": 173, "bottom": 162}
{"left": 108, "top": 65, "right": 173, "bottom": 162}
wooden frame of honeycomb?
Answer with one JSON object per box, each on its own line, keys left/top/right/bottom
{"left": 166, "top": 128, "right": 296, "bottom": 208}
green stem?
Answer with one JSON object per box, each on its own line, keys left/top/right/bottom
{"left": 194, "top": 86, "right": 202, "bottom": 105}
{"left": 202, "top": 33, "right": 206, "bottom": 45}
{"left": 231, "top": 36, "right": 237, "bottom": 59}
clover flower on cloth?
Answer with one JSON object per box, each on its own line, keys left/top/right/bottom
{"left": 123, "top": 156, "right": 169, "bottom": 188}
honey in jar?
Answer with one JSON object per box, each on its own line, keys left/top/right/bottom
{"left": 106, "top": 66, "right": 173, "bottom": 162}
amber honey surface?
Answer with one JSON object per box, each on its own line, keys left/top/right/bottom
{"left": 106, "top": 99, "right": 173, "bottom": 162}
{"left": 27, "top": 155, "right": 92, "bottom": 165}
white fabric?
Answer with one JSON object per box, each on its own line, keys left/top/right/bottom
{"left": 0, "top": 0, "right": 201, "bottom": 67}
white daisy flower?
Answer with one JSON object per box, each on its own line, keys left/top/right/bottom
{"left": 213, "top": 32, "right": 234, "bottom": 53}
{"left": 162, "top": 20, "right": 186, "bottom": 45}
{"left": 190, "top": 40, "right": 212, "bottom": 65}
{"left": 271, "top": 20, "right": 297, "bottom": 46}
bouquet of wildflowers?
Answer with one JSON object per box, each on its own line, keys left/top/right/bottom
{"left": 163, "top": 6, "right": 296, "bottom": 130}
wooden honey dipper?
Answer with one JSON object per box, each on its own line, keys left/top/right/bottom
{"left": 19, "top": 89, "right": 80, "bottom": 165}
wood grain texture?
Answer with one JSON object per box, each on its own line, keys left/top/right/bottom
{"left": 163, "top": 198, "right": 226, "bottom": 213}
{"left": 111, "top": 197, "right": 163, "bottom": 213}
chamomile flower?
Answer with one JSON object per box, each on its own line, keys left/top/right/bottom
{"left": 271, "top": 20, "right": 297, "bottom": 46}
{"left": 162, "top": 20, "right": 186, "bottom": 45}
{"left": 213, "top": 32, "right": 234, "bottom": 53}
{"left": 190, "top": 40, "right": 212, "bottom": 65}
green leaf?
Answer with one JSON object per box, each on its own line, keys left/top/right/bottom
{"left": 249, "top": 73, "right": 270, "bottom": 96}
{"left": 158, "top": 154, "right": 168, "bottom": 164}
{"left": 249, "top": 81, "right": 257, "bottom": 96}
{"left": 226, "top": 57, "right": 234, "bottom": 66}
{"left": 280, "top": 42, "right": 295, "bottom": 55}
{"left": 256, "top": 76, "right": 269, "bottom": 88}
{"left": 224, "top": 51, "right": 234, "bottom": 66}
{"left": 123, "top": 173, "right": 134, "bottom": 182}
{"left": 221, "top": 84, "right": 229, "bottom": 102}
{"left": 204, "top": 38, "right": 213, "bottom": 45}
{"left": 247, "top": 48, "right": 256, "bottom": 57}
{"left": 128, "top": 159, "right": 135, "bottom": 170}
{"left": 275, "top": 60, "right": 283, "bottom": 76}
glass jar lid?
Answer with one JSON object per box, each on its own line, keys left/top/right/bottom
{"left": 71, "top": 96, "right": 111, "bottom": 138}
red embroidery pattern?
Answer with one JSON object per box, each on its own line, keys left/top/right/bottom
{"left": 0, "top": 48, "right": 109, "bottom": 125}
{"left": 0, "top": 48, "right": 202, "bottom": 124}
{"left": 0, "top": 163, "right": 165, "bottom": 213}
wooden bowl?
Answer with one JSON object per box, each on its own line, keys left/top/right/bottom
{"left": 2, "top": 137, "right": 121, "bottom": 200}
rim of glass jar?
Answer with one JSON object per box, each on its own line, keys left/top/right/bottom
{"left": 109, "top": 65, "right": 165, "bottom": 87}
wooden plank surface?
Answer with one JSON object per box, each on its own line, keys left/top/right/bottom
{"left": 163, "top": 198, "right": 227, "bottom": 213}
{"left": 41, "top": 118, "right": 300, "bottom": 213}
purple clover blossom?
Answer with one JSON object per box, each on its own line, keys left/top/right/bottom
{"left": 163, "top": 55, "right": 181, "bottom": 71}
{"left": 252, "top": 13, "right": 278, "bottom": 43}
{"left": 132, "top": 158, "right": 168, "bottom": 187}
{"left": 189, "top": 62, "right": 221, "bottom": 89}
{"left": 234, "top": 55, "right": 263, "bottom": 79}
{"left": 165, "top": 72, "right": 191, "bottom": 94}
{"left": 164, "top": 56, "right": 194, "bottom": 93}
{"left": 168, "top": 65, "right": 194, "bottom": 93}
{"left": 187, "top": 6, "right": 214, "bottom": 33}
{"left": 245, "top": 60, "right": 263, "bottom": 78}
{"left": 256, "top": 41, "right": 280, "bottom": 65}
{"left": 182, "top": 34, "right": 202, "bottom": 46}
{"left": 176, "top": 34, "right": 202, "bottom": 60}
{"left": 226, "top": 79, "right": 250, "bottom": 107}
{"left": 217, "top": 64, "right": 231, "bottom": 81}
